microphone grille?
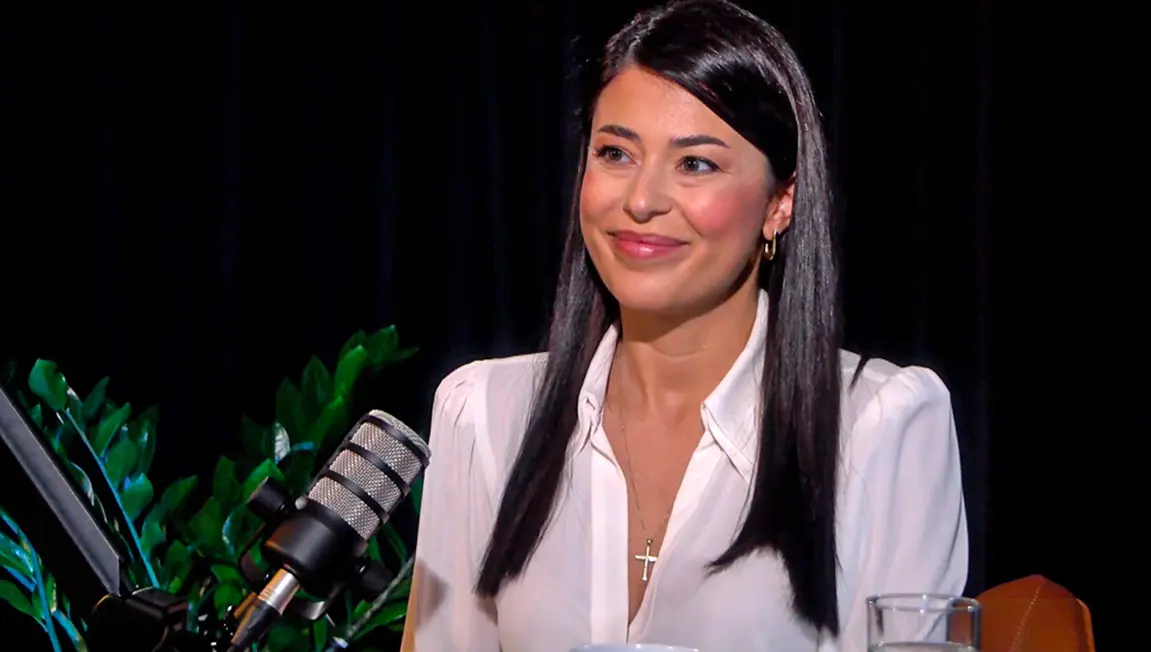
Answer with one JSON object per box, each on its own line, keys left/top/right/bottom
{"left": 305, "top": 410, "right": 430, "bottom": 540}
{"left": 352, "top": 410, "right": 429, "bottom": 484}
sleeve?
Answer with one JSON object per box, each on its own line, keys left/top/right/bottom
{"left": 401, "top": 364, "right": 501, "bottom": 652}
{"left": 822, "top": 366, "right": 969, "bottom": 652}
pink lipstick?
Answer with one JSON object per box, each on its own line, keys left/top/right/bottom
{"left": 609, "top": 230, "right": 688, "bottom": 260}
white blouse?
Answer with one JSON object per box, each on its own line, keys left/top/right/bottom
{"left": 405, "top": 292, "right": 968, "bottom": 652}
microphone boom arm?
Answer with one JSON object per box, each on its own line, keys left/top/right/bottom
{"left": 0, "top": 384, "right": 217, "bottom": 651}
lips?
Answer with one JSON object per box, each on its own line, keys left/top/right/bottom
{"left": 609, "top": 231, "right": 688, "bottom": 246}
{"left": 607, "top": 230, "right": 688, "bottom": 261}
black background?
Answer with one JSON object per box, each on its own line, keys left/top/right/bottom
{"left": 0, "top": 1, "right": 1136, "bottom": 648}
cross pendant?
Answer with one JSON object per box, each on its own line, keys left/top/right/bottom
{"left": 634, "top": 538, "right": 657, "bottom": 583}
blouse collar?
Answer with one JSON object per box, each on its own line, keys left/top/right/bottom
{"left": 571, "top": 290, "right": 768, "bottom": 483}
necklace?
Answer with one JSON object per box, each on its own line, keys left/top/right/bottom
{"left": 611, "top": 404, "right": 672, "bottom": 584}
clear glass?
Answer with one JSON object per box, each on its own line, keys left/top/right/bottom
{"left": 867, "top": 594, "right": 981, "bottom": 652}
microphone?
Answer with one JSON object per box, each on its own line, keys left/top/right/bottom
{"left": 227, "top": 409, "right": 430, "bottom": 651}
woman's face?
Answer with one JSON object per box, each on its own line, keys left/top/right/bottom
{"left": 580, "top": 66, "right": 793, "bottom": 318}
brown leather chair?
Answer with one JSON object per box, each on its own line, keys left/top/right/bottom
{"left": 975, "top": 575, "right": 1094, "bottom": 652}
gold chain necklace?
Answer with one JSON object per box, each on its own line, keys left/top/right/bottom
{"left": 611, "top": 403, "right": 672, "bottom": 584}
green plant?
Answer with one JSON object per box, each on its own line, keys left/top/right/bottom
{"left": 0, "top": 325, "right": 420, "bottom": 651}
{"left": 0, "top": 354, "right": 181, "bottom": 652}
{"left": 0, "top": 508, "right": 86, "bottom": 651}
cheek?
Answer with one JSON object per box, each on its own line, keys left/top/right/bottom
{"left": 579, "top": 167, "right": 618, "bottom": 224}
{"left": 680, "top": 184, "right": 766, "bottom": 239}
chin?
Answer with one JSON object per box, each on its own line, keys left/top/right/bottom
{"left": 602, "top": 268, "right": 758, "bottom": 322}
{"left": 604, "top": 278, "right": 700, "bottom": 317}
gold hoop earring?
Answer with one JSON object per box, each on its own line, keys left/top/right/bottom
{"left": 763, "top": 230, "right": 778, "bottom": 261}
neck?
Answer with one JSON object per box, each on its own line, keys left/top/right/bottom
{"left": 610, "top": 285, "right": 759, "bottom": 420}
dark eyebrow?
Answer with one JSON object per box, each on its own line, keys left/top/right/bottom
{"left": 596, "top": 124, "right": 730, "bottom": 149}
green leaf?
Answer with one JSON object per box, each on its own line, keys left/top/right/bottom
{"left": 241, "top": 415, "right": 268, "bottom": 458}
{"left": 222, "top": 503, "right": 258, "bottom": 558}
{"left": 140, "top": 475, "right": 190, "bottom": 558}
{"left": 160, "top": 476, "right": 199, "bottom": 512}
{"left": 210, "top": 563, "right": 245, "bottom": 585}
{"left": 163, "top": 542, "right": 193, "bottom": 594}
{"left": 387, "top": 619, "right": 407, "bottom": 632}
{"left": 0, "top": 531, "right": 33, "bottom": 579}
{"left": 140, "top": 511, "right": 165, "bottom": 558}
{"left": 311, "top": 616, "right": 329, "bottom": 652}
{"left": 306, "top": 396, "right": 348, "bottom": 447}
{"left": 300, "top": 357, "right": 332, "bottom": 420}
{"left": 281, "top": 443, "right": 318, "bottom": 496}
{"left": 333, "top": 344, "right": 369, "bottom": 398}
{"left": 42, "top": 573, "right": 57, "bottom": 618}
{"left": 212, "top": 457, "right": 239, "bottom": 504}
{"left": 53, "top": 610, "right": 86, "bottom": 651}
{"left": 93, "top": 403, "right": 131, "bottom": 456}
{"left": 365, "top": 326, "right": 399, "bottom": 366}
{"left": 28, "top": 404, "right": 43, "bottom": 430}
{"left": 240, "top": 459, "right": 284, "bottom": 505}
{"left": 368, "top": 322, "right": 417, "bottom": 364}
{"left": 212, "top": 580, "right": 244, "bottom": 615}
{"left": 66, "top": 393, "right": 86, "bottom": 428}
{"left": 82, "top": 377, "right": 109, "bottom": 423}
{"left": 410, "top": 476, "right": 423, "bottom": 515}
{"left": 28, "top": 359, "right": 68, "bottom": 412}
{"left": 337, "top": 330, "right": 368, "bottom": 361}
{"left": 389, "top": 577, "right": 412, "bottom": 601}
{"left": 184, "top": 579, "right": 212, "bottom": 632}
{"left": 380, "top": 523, "right": 407, "bottom": 560}
{"left": 187, "top": 498, "right": 226, "bottom": 554}
{"left": 66, "top": 461, "right": 104, "bottom": 521}
{"left": 105, "top": 438, "right": 139, "bottom": 486}
{"left": 249, "top": 541, "right": 266, "bottom": 568}
{"left": 121, "top": 474, "right": 154, "bottom": 521}
{"left": 0, "top": 579, "right": 35, "bottom": 619}
{"left": 265, "top": 623, "right": 306, "bottom": 652}
{"left": 134, "top": 407, "right": 160, "bottom": 474}
{"left": 275, "top": 379, "right": 307, "bottom": 444}
{"left": 137, "top": 404, "right": 159, "bottom": 428}
{"left": 351, "top": 600, "right": 408, "bottom": 640}
{"left": 53, "top": 418, "right": 80, "bottom": 452}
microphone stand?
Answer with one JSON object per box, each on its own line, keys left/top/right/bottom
{"left": 0, "top": 386, "right": 225, "bottom": 652}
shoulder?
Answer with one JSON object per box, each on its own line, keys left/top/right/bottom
{"left": 433, "top": 352, "right": 547, "bottom": 414}
{"left": 838, "top": 350, "right": 956, "bottom": 460}
{"left": 839, "top": 350, "right": 952, "bottom": 423}
{"left": 429, "top": 352, "right": 547, "bottom": 473}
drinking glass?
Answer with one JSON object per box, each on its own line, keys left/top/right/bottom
{"left": 867, "top": 594, "right": 981, "bottom": 652}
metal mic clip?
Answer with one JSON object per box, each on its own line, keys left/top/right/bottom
{"left": 231, "top": 478, "right": 395, "bottom": 625}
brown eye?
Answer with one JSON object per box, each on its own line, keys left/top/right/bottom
{"left": 592, "top": 145, "right": 632, "bottom": 165}
{"left": 680, "top": 156, "right": 719, "bottom": 174}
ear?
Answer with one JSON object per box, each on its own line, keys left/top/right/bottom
{"left": 763, "top": 174, "right": 795, "bottom": 241}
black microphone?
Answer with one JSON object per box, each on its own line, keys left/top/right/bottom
{"left": 227, "top": 410, "right": 430, "bottom": 651}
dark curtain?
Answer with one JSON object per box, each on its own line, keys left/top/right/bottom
{"left": 0, "top": 1, "right": 1132, "bottom": 648}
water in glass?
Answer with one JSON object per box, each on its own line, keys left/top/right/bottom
{"left": 867, "top": 594, "right": 980, "bottom": 652}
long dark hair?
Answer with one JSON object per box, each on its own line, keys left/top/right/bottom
{"left": 476, "top": 0, "right": 843, "bottom": 636}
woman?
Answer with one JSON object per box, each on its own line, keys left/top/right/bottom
{"left": 402, "top": 0, "right": 967, "bottom": 650}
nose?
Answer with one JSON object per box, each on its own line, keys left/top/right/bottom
{"left": 623, "top": 165, "right": 672, "bottom": 223}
